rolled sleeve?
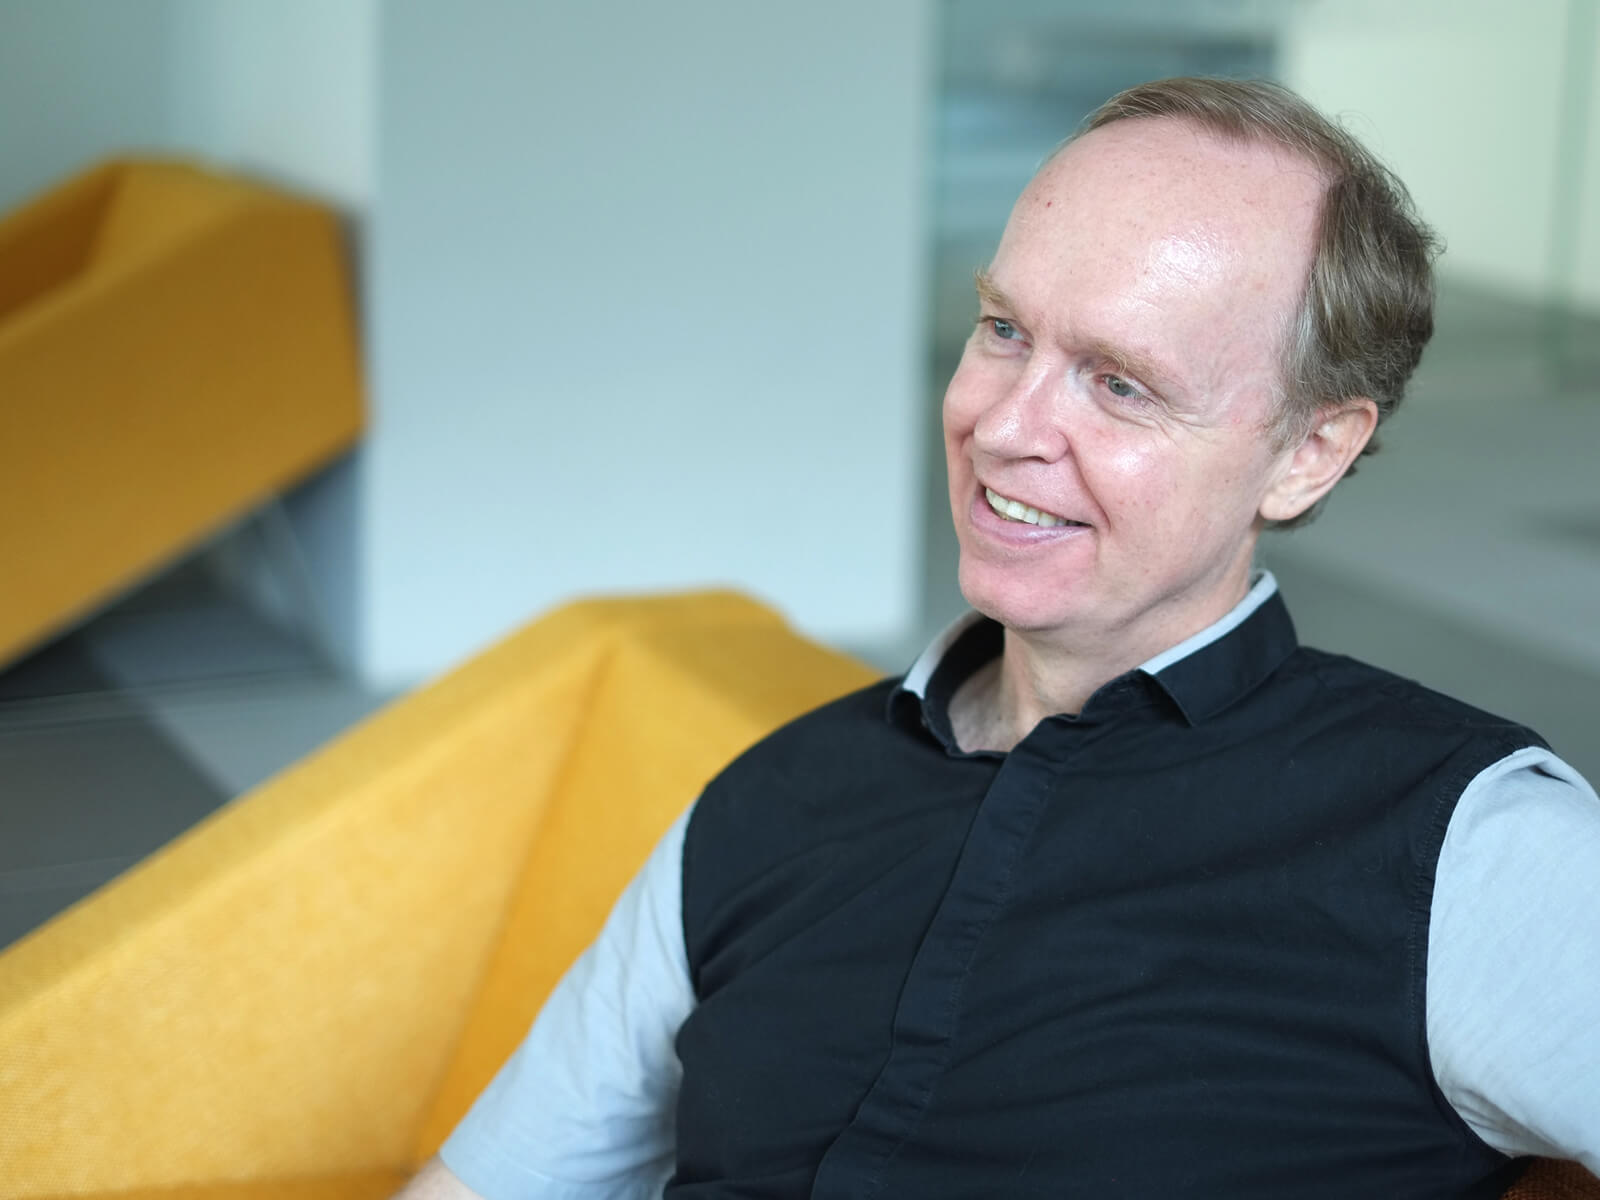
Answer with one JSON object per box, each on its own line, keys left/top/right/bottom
{"left": 1429, "top": 748, "right": 1600, "bottom": 1171}
{"left": 441, "top": 808, "right": 696, "bottom": 1198}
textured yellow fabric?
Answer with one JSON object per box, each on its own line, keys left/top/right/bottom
{"left": 0, "top": 165, "right": 109, "bottom": 326}
{"left": 0, "top": 159, "right": 363, "bottom": 669}
{"left": 0, "top": 592, "right": 874, "bottom": 1199}
{"left": 413, "top": 611, "right": 876, "bottom": 1156}
{"left": 26, "top": 1171, "right": 406, "bottom": 1200}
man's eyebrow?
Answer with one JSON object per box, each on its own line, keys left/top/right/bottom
{"left": 1082, "top": 335, "right": 1184, "bottom": 396}
{"left": 973, "top": 268, "right": 1013, "bottom": 314}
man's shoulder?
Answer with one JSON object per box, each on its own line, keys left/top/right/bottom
{"left": 708, "top": 674, "right": 908, "bottom": 783}
{"left": 684, "top": 672, "right": 959, "bottom": 867}
{"left": 1283, "top": 643, "right": 1546, "bottom": 747}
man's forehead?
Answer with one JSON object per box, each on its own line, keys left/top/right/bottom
{"left": 982, "top": 118, "right": 1322, "bottom": 400}
{"left": 1014, "top": 118, "right": 1326, "bottom": 259}
{"left": 998, "top": 122, "right": 1321, "bottom": 303}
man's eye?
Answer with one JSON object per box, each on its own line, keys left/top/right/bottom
{"left": 989, "top": 318, "right": 1020, "bottom": 341}
{"left": 1104, "top": 374, "right": 1140, "bottom": 399}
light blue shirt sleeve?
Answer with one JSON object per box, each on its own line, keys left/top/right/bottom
{"left": 1428, "top": 747, "right": 1600, "bottom": 1171}
{"left": 440, "top": 807, "right": 696, "bottom": 1199}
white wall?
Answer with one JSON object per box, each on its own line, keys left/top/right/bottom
{"left": 158, "top": 0, "right": 379, "bottom": 672}
{"left": 0, "top": 0, "right": 175, "bottom": 213}
{"left": 363, "top": 0, "right": 933, "bottom": 684}
{"left": 0, "top": 0, "right": 376, "bottom": 215}
{"left": 1579, "top": 1, "right": 1600, "bottom": 312}
{"left": 1281, "top": 0, "right": 1600, "bottom": 310}
{"left": 1, "top": 0, "right": 935, "bottom": 688}
{"left": 164, "top": 0, "right": 377, "bottom": 210}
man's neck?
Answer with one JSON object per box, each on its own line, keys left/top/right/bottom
{"left": 950, "top": 635, "right": 1137, "bottom": 754}
{"left": 948, "top": 577, "right": 1258, "bottom": 754}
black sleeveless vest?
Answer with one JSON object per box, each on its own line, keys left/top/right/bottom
{"left": 671, "top": 594, "right": 1540, "bottom": 1198}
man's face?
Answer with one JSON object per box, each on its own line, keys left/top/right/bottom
{"left": 943, "top": 117, "right": 1326, "bottom": 659}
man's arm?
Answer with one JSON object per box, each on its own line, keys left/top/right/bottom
{"left": 395, "top": 808, "right": 696, "bottom": 1199}
{"left": 1429, "top": 747, "right": 1600, "bottom": 1170}
{"left": 393, "top": 1156, "right": 484, "bottom": 1200}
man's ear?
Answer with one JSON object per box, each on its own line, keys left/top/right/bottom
{"left": 1259, "top": 398, "right": 1379, "bottom": 524}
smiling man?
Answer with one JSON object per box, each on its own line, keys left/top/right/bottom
{"left": 941, "top": 108, "right": 1366, "bottom": 748}
{"left": 399, "top": 78, "right": 1599, "bottom": 1199}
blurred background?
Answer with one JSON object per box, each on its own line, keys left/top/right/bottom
{"left": 2, "top": 0, "right": 1596, "bottom": 949}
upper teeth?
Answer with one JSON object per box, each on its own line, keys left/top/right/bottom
{"left": 985, "top": 487, "right": 1072, "bottom": 527}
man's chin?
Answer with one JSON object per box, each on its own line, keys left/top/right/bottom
{"left": 957, "top": 573, "right": 1086, "bottom": 638}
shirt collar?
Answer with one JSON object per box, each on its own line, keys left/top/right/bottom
{"left": 890, "top": 570, "right": 1298, "bottom": 736}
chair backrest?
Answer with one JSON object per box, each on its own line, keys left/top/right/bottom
{"left": 86, "top": 161, "right": 243, "bottom": 275}
{"left": 410, "top": 595, "right": 877, "bottom": 1156}
{"left": 0, "top": 163, "right": 114, "bottom": 326}
{"left": 0, "top": 157, "right": 363, "bottom": 670}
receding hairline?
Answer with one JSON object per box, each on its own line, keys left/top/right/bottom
{"left": 1069, "top": 76, "right": 1354, "bottom": 166}
{"left": 1040, "top": 109, "right": 1335, "bottom": 196}
{"left": 1040, "top": 105, "right": 1340, "bottom": 416}
{"left": 1010, "top": 75, "right": 1441, "bottom": 527}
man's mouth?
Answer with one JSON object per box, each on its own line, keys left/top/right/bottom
{"left": 984, "top": 487, "right": 1086, "bottom": 529}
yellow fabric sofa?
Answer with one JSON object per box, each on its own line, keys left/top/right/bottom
{"left": 0, "top": 592, "right": 1589, "bottom": 1199}
{"left": 0, "top": 591, "right": 874, "bottom": 1198}
{"left": 0, "top": 159, "right": 363, "bottom": 670}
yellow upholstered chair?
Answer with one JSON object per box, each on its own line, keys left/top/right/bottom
{"left": 0, "top": 592, "right": 1591, "bottom": 1198}
{"left": 0, "top": 159, "right": 363, "bottom": 669}
{"left": 0, "top": 591, "right": 874, "bottom": 1198}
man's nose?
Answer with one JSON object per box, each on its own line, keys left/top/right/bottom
{"left": 972, "top": 362, "right": 1070, "bottom": 462}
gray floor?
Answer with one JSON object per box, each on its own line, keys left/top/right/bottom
{"left": 0, "top": 633, "right": 225, "bottom": 950}
{"left": 0, "top": 566, "right": 387, "bottom": 951}
{"left": 2, "top": 286, "right": 1595, "bottom": 953}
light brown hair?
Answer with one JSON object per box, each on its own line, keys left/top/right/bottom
{"left": 1074, "top": 77, "right": 1440, "bottom": 527}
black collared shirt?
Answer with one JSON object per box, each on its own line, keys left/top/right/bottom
{"left": 672, "top": 586, "right": 1538, "bottom": 1198}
